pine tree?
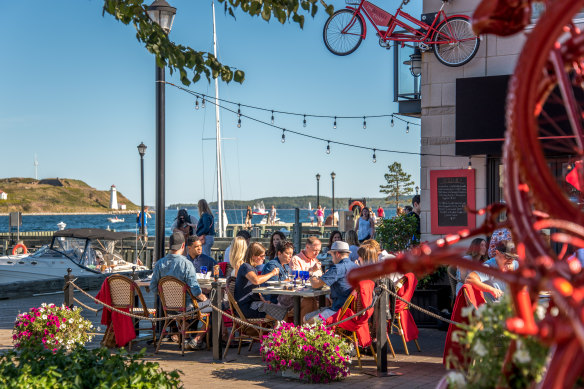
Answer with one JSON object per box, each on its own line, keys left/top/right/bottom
{"left": 379, "top": 162, "right": 415, "bottom": 206}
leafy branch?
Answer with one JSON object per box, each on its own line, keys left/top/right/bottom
{"left": 102, "top": 0, "right": 334, "bottom": 86}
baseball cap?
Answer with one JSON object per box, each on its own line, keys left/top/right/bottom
{"left": 169, "top": 231, "right": 185, "bottom": 250}
{"left": 329, "top": 241, "right": 351, "bottom": 253}
{"left": 496, "top": 240, "right": 518, "bottom": 259}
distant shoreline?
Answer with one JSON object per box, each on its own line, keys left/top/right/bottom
{"left": 0, "top": 210, "right": 142, "bottom": 217}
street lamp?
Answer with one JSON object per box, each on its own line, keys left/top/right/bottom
{"left": 147, "top": 0, "right": 176, "bottom": 261}
{"left": 316, "top": 173, "right": 321, "bottom": 209}
{"left": 403, "top": 46, "right": 422, "bottom": 98}
{"left": 137, "top": 142, "right": 147, "bottom": 237}
{"left": 331, "top": 172, "right": 336, "bottom": 226}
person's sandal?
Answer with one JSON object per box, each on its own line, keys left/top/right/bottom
{"left": 171, "top": 335, "right": 180, "bottom": 343}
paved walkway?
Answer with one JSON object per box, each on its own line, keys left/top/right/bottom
{"left": 0, "top": 289, "right": 447, "bottom": 388}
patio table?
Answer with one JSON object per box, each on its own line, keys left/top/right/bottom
{"left": 253, "top": 284, "right": 330, "bottom": 325}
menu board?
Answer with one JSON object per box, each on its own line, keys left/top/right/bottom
{"left": 430, "top": 169, "right": 475, "bottom": 235}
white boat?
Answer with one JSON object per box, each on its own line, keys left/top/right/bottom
{"left": 107, "top": 216, "right": 124, "bottom": 223}
{"left": 259, "top": 216, "right": 281, "bottom": 225}
{"left": 308, "top": 201, "right": 312, "bottom": 211}
{"left": 0, "top": 228, "right": 149, "bottom": 284}
{"left": 253, "top": 201, "right": 268, "bottom": 215}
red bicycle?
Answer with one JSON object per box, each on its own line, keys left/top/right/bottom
{"left": 323, "top": 0, "right": 480, "bottom": 67}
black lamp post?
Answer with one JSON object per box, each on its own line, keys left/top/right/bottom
{"left": 147, "top": 0, "right": 176, "bottom": 261}
{"left": 316, "top": 173, "right": 321, "bottom": 209}
{"left": 331, "top": 172, "right": 336, "bottom": 226}
{"left": 137, "top": 142, "right": 147, "bottom": 237}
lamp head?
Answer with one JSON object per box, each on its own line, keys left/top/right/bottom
{"left": 137, "top": 142, "right": 147, "bottom": 157}
{"left": 147, "top": 0, "right": 176, "bottom": 35}
{"left": 331, "top": 172, "right": 336, "bottom": 180}
{"left": 316, "top": 173, "right": 320, "bottom": 181}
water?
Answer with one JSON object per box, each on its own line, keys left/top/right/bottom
{"left": 0, "top": 207, "right": 395, "bottom": 235}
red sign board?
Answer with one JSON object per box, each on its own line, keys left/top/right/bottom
{"left": 430, "top": 169, "right": 476, "bottom": 235}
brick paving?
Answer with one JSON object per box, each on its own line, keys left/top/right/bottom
{"left": 0, "top": 289, "right": 447, "bottom": 388}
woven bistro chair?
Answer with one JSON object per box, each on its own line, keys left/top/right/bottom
{"left": 155, "top": 276, "right": 210, "bottom": 356}
{"left": 105, "top": 274, "right": 156, "bottom": 351}
{"left": 223, "top": 277, "right": 276, "bottom": 359}
{"left": 389, "top": 274, "right": 421, "bottom": 355}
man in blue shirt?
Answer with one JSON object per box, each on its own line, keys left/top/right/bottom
{"left": 305, "top": 241, "right": 358, "bottom": 322}
{"left": 185, "top": 235, "right": 217, "bottom": 274}
{"left": 465, "top": 240, "right": 519, "bottom": 301}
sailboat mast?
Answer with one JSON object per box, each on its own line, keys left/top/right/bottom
{"left": 212, "top": 0, "right": 225, "bottom": 238}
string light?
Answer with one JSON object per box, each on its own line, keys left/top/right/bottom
{"left": 271, "top": 110, "right": 274, "bottom": 124}
{"left": 372, "top": 149, "right": 377, "bottom": 163}
{"left": 326, "top": 142, "right": 331, "bottom": 154}
{"left": 391, "top": 116, "right": 394, "bottom": 127}
{"left": 303, "top": 114, "right": 307, "bottom": 127}
{"left": 201, "top": 95, "right": 206, "bottom": 108}
{"left": 237, "top": 104, "right": 241, "bottom": 117}
{"left": 468, "top": 157, "right": 472, "bottom": 170}
{"left": 281, "top": 129, "right": 286, "bottom": 143}
{"left": 363, "top": 116, "right": 367, "bottom": 129}
{"left": 237, "top": 117, "right": 242, "bottom": 128}
{"left": 406, "top": 124, "right": 409, "bottom": 133}
{"left": 195, "top": 97, "right": 199, "bottom": 110}
{"left": 333, "top": 116, "right": 337, "bottom": 129}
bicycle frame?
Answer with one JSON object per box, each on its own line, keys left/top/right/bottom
{"left": 344, "top": 0, "right": 472, "bottom": 46}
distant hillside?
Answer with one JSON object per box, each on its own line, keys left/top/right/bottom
{"left": 0, "top": 178, "right": 138, "bottom": 214}
{"left": 171, "top": 195, "right": 415, "bottom": 210}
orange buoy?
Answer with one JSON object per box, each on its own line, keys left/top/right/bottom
{"left": 12, "top": 243, "right": 28, "bottom": 255}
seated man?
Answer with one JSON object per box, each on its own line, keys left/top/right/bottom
{"left": 150, "top": 231, "right": 210, "bottom": 350}
{"left": 305, "top": 241, "right": 358, "bottom": 322}
{"left": 465, "top": 240, "right": 519, "bottom": 301}
{"left": 185, "top": 235, "right": 217, "bottom": 274}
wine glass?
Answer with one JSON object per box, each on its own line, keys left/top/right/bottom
{"left": 293, "top": 270, "right": 299, "bottom": 285}
{"left": 302, "top": 271, "right": 310, "bottom": 285}
{"left": 200, "top": 266, "right": 208, "bottom": 279}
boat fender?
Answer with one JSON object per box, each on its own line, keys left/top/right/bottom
{"left": 12, "top": 243, "right": 28, "bottom": 255}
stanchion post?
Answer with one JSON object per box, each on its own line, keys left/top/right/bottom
{"left": 64, "top": 268, "right": 74, "bottom": 308}
{"left": 212, "top": 279, "right": 223, "bottom": 361}
{"left": 293, "top": 208, "right": 301, "bottom": 253}
{"left": 376, "top": 278, "right": 400, "bottom": 377}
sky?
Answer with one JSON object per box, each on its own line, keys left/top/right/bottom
{"left": 0, "top": 0, "right": 421, "bottom": 206}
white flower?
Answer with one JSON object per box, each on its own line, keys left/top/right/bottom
{"left": 41, "top": 315, "right": 47, "bottom": 320}
{"left": 97, "top": 326, "right": 102, "bottom": 332}
{"left": 472, "top": 340, "right": 487, "bottom": 357}
{"left": 61, "top": 324, "right": 67, "bottom": 329}
{"left": 451, "top": 331, "right": 461, "bottom": 343}
{"left": 69, "top": 318, "right": 74, "bottom": 324}
{"left": 535, "top": 305, "right": 546, "bottom": 320}
{"left": 513, "top": 348, "right": 531, "bottom": 364}
{"left": 41, "top": 303, "right": 47, "bottom": 307}
{"left": 446, "top": 371, "right": 466, "bottom": 388}
{"left": 476, "top": 303, "right": 488, "bottom": 318}
{"left": 461, "top": 306, "right": 475, "bottom": 318}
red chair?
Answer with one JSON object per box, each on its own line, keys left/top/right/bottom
{"left": 389, "top": 273, "right": 421, "bottom": 355}
{"left": 443, "top": 283, "right": 486, "bottom": 368}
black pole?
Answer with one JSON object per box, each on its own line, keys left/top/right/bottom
{"left": 294, "top": 208, "right": 301, "bottom": 254}
{"left": 155, "top": 63, "right": 166, "bottom": 262}
{"left": 316, "top": 177, "right": 320, "bottom": 208}
{"left": 140, "top": 154, "right": 145, "bottom": 236}
{"left": 332, "top": 179, "right": 335, "bottom": 226}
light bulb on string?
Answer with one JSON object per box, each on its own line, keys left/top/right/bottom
{"left": 333, "top": 116, "right": 337, "bottom": 129}
{"left": 390, "top": 116, "right": 394, "bottom": 127}
{"left": 201, "top": 95, "right": 206, "bottom": 108}
{"left": 237, "top": 104, "right": 241, "bottom": 117}
{"left": 237, "top": 117, "right": 242, "bottom": 128}
{"left": 195, "top": 97, "right": 199, "bottom": 110}
{"left": 326, "top": 142, "right": 331, "bottom": 155}
{"left": 406, "top": 124, "right": 410, "bottom": 133}
{"left": 281, "top": 130, "right": 286, "bottom": 143}
{"left": 271, "top": 110, "right": 274, "bottom": 124}
{"left": 363, "top": 116, "right": 367, "bottom": 129}
{"left": 467, "top": 157, "right": 472, "bottom": 170}
{"left": 303, "top": 115, "right": 307, "bottom": 127}
{"left": 372, "top": 149, "right": 377, "bottom": 163}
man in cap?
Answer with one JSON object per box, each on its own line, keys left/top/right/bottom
{"left": 465, "top": 240, "right": 519, "bottom": 301}
{"left": 305, "top": 241, "right": 358, "bottom": 322}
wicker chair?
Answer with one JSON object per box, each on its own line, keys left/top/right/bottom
{"left": 334, "top": 287, "right": 378, "bottom": 369}
{"left": 223, "top": 277, "right": 276, "bottom": 358}
{"left": 388, "top": 275, "right": 421, "bottom": 356}
{"left": 155, "top": 276, "right": 210, "bottom": 356}
{"left": 105, "top": 274, "right": 156, "bottom": 351}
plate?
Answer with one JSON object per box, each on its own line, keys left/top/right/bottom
{"left": 266, "top": 280, "right": 281, "bottom": 285}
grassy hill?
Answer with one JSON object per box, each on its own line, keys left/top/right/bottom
{"left": 0, "top": 178, "right": 138, "bottom": 214}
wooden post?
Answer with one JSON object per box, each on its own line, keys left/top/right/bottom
{"left": 63, "top": 268, "right": 75, "bottom": 308}
{"left": 293, "top": 208, "right": 301, "bottom": 254}
{"left": 212, "top": 279, "right": 223, "bottom": 361}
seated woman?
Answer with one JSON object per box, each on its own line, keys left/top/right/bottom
{"left": 456, "top": 238, "right": 488, "bottom": 295}
{"left": 263, "top": 241, "right": 294, "bottom": 305}
{"left": 234, "top": 242, "right": 288, "bottom": 320}
{"left": 266, "top": 231, "right": 286, "bottom": 261}
{"left": 228, "top": 236, "right": 248, "bottom": 277}
{"left": 346, "top": 230, "right": 360, "bottom": 263}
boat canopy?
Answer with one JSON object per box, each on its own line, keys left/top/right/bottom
{"left": 53, "top": 228, "right": 136, "bottom": 241}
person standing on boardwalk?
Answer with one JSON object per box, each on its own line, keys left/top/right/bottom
{"left": 136, "top": 206, "right": 151, "bottom": 240}
{"left": 196, "top": 199, "right": 215, "bottom": 257}
{"left": 315, "top": 205, "right": 325, "bottom": 227}
{"left": 244, "top": 206, "right": 253, "bottom": 228}
{"left": 268, "top": 205, "right": 277, "bottom": 225}
{"left": 377, "top": 206, "right": 385, "bottom": 219}
{"left": 407, "top": 195, "right": 421, "bottom": 238}
{"left": 356, "top": 207, "right": 375, "bottom": 243}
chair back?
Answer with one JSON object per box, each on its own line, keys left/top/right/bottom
{"left": 158, "top": 276, "right": 188, "bottom": 312}
{"left": 395, "top": 273, "right": 417, "bottom": 314}
{"left": 107, "top": 275, "right": 135, "bottom": 309}
{"left": 353, "top": 280, "right": 375, "bottom": 321}
{"left": 225, "top": 276, "right": 247, "bottom": 320}
{"left": 338, "top": 292, "right": 356, "bottom": 318}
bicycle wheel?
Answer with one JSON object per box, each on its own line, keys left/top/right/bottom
{"left": 323, "top": 9, "right": 364, "bottom": 56}
{"left": 432, "top": 16, "right": 480, "bottom": 67}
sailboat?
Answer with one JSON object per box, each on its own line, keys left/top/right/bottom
{"left": 308, "top": 201, "right": 312, "bottom": 211}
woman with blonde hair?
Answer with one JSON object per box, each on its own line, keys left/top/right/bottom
{"left": 357, "top": 244, "right": 378, "bottom": 266}
{"left": 229, "top": 236, "right": 248, "bottom": 277}
{"left": 234, "top": 242, "right": 287, "bottom": 320}
{"left": 196, "top": 199, "right": 215, "bottom": 257}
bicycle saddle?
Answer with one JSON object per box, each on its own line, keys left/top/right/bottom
{"left": 472, "top": 0, "right": 533, "bottom": 36}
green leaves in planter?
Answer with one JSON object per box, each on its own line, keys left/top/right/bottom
{"left": 376, "top": 214, "right": 420, "bottom": 253}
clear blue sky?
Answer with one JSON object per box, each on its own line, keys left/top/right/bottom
{"left": 0, "top": 0, "right": 421, "bottom": 206}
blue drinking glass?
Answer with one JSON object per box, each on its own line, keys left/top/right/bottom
{"left": 293, "top": 270, "right": 299, "bottom": 281}
{"left": 200, "top": 266, "right": 208, "bottom": 275}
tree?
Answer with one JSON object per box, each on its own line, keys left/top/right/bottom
{"left": 379, "top": 162, "right": 415, "bottom": 207}
{"left": 102, "top": 0, "right": 333, "bottom": 86}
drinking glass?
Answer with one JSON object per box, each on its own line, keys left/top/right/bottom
{"left": 302, "top": 271, "right": 310, "bottom": 285}
{"left": 293, "top": 270, "right": 299, "bottom": 285}
{"left": 201, "top": 266, "right": 208, "bottom": 278}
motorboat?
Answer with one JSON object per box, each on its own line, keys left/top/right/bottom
{"left": 253, "top": 201, "right": 268, "bottom": 215}
{"left": 107, "top": 216, "right": 125, "bottom": 223}
{"left": 259, "top": 216, "right": 281, "bottom": 225}
{"left": 0, "top": 228, "right": 149, "bottom": 284}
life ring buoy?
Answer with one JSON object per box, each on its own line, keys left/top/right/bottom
{"left": 12, "top": 243, "right": 28, "bottom": 255}
{"left": 349, "top": 201, "right": 365, "bottom": 213}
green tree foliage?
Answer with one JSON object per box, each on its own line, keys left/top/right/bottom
{"left": 379, "top": 162, "right": 415, "bottom": 206}
{"left": 102, "top": 0, "right": 334, "bottom": 86}
{"left": 376, "top": 214, "right": 419, "bottom": 253}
